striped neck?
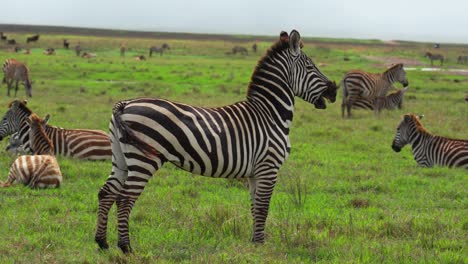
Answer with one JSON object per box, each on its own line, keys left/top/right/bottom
{"left": 382, "top": 64, "right": 402, "bottom": 84}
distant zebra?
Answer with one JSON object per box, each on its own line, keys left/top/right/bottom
{"left": 341, "top": 63, "right": 408, "bottom": 118}
{"left": 75, "top": 43, "right": 82, "bottom": 56}
{"left": 232, "top": 46, "right": 248, "bottom": 55}
{"left": 352, "top": 87, "right": 408, "bottom": 113}
{"left": 95, "top": 30, "right": 338, "bottom": 253}
{"left": 26, "top": 34, "right": 40, "bottom": 43}
{"left": 149, "top": 45, "right": 169, "bottom": 57}
{"left": 2, "top": 59, "right": 32, "bottom": 97}
{"left": 82, "top": 52, "right": 96, "bottom": 58}
{"left": 7, "top": 39, "right": 16, "bottom": 45}
{"left": 457, "top": 55, "right": 468, "bottom": 64}
{"left": 392, "top": 114, "right": 468, "bottom": 168}
{"left": 63, "top": 39, "right": 70, "bottom": 49}
{"left": 0, "top": 100, "right": 112, "bottom": 160}
{"left": 1, "top": 113, "right": 62, "bottom": 188}
{"left": 424, "top": 52, "right": 444, "bottom": 66}
{"left": 252, "top": 43, "right": 257, "bottom": 53}
{"left": 120, "top": 44, "right": 126, "bottom": 57}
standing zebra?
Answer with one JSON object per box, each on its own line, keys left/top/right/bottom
{"left": 2, "top": 59, "right": 32, "bottom": 97}
{"left": 392, "top": 114, "right": 468, "bottom": 168}
{"left": 149, "top": 45, "right": 169, "bottom": 57}
{"left": 352, "top": 87, "right": 408, "bottom": 113}
{"left": 120, "top": 44, "right": 126, "bottom": 57}
{"left": 95, "top": 30, "right": 338, "bottom": 253}
{"left": 1, "top": 114, "right": 62, "bottom": 188}
{"left": 0, "top": 100, "right": 112, "bottom": 160}
{"left": 341, "top": 63, "right": 408, "bottom": 118}
{"left": 424, "top": 52, "right": 444, "bottom": 66}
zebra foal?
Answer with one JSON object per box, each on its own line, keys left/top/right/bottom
{"left": 392, "top": 114, "right": 468, "bottom": 168}
{"left": 352, "top": 87, "right": 408, "bottom": 113}
{"left": 2, "top": 59, "right": 32, "bottom": 97}
{"left": 1, "top": 114, "right": 62, "bottom": 188}
{"left": 95, "top": 30, "right": 338, "bottom": 253}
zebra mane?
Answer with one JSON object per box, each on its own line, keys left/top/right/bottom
{"left": 385, "top": 63, "right": 403, "bottom": 73}
{"left": 407, "top": 113, "right": 431, "bottom": 135}
{"left": 8, "top": 100, "right": 32, "bottom": 115}
{"left": 29, "top": 113, "right": 54, "bottom": 154}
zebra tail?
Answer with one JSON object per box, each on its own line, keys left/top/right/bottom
{"left": 112, "top": 101, "right": 160, "bottom": 157}
{"left": 341, "top": 79, "right": 348, "bottom": 100}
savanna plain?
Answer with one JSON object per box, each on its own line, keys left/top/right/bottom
{"left": 0, "top": 27, "right": 466, "bottom": 263}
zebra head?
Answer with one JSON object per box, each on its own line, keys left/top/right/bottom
{"left": 0, "top": 100, "right": 31, "bottom": 141}
{"left": 287, "top": 30, "right": 337, "bottom": 109}
{"left": 391, "top": 113, "right": 423, "bottom": 152}
{"left": 24, "top": 80, "right": 32, "bottom": 97}
{"left": 5, "top": 132, "right": 26, "bottom": 155}
{"left": 388, "top": 63, "right": 409, "bottom": 87}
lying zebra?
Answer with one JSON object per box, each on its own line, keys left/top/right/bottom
{"left": 1, "top": 114, "right": 62, "bottom": 188}
{"left": 392, "top": 113, "right": 468, "bottom": 168}
{"left": 352, "top": 87, "right": 408, "bottom": 113}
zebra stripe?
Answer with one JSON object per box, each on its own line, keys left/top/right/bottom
{"left": 341, "top": 63, "right": 408, "bottom": 118}
{"left": 392, "top": 114, "right": 468, "bottom": 168}
{"left": 95, "top": 30, "right": 338, "bottom": 253}
{"left": 0, "top": 100, "right": 112, "bottom": 160}
{"left": 352, "top": 87, "right": 408, "bottom": 112}
{"left": 2, "top": 59, "right": 32, "bottom": 97}
{"left": 1, "top": 114, "right": 62, "bottom": 189}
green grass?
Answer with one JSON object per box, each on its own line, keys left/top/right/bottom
{"left": 0, "top": 32, "right": 467, "bottom": 263}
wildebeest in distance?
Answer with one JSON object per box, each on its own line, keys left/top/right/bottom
{"left": 252, "top": 43, "right": 257, "bottom": 53}
{"left": 231, "top": 46, "right": 248, "bottom": 55}
{"left": 26, "top": 34, "right": 40, "bottom": 43}
{"left": 0, "top": 32, "right": 6, "bottom": 41}
{"left": 63, "top": 39, "right": 70, "bottom": 49}
{"left": 7, "top": 39, "right": 16, "bottom": 45}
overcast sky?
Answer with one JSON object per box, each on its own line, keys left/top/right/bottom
{"left": 2, "top": 0, "right": 467, "bottom": 43}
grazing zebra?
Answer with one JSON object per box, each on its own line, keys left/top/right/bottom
{"left": 457, "top": 55, "right": 468, "bottom": 64}
{"left": 149, "top": 45, "right": 169, "bottom": 57}
{"left": 2, "top": 59, "right": 32, "bottom": 97}
{"left": 352, "top": 87, "right": 408, "bottom": 113}
{"left": 0, "top": 100, "right": 112, "bottom": 160}
{"left": 232, "top": 46, "right": 248, "bottom": 55}
{"left": 424, "top": 52, "right": 444, "bottom": 66}
{"left": 63, "top": 39, "right": 70, "bottom": 49}
{"left": 341, "top": 63, "right": 408, "bottom": 118}
{"left": 26, "top": 34, "right": 40, "bottom": 43}
{"left": 1, "top": 114, "right": 62, "bottom": 188}
{"left": 392, "top": 114, "right": 468, "bottom": 168}
{"left": 95, "top": 30, "right": 338, "bottom": 253}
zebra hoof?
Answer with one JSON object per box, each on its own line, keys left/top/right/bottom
{"left": 95, "top": 238, "right": 109, "bottom": 250}
{"left": 118, "top": 242, "right": 133, "bottom": 254}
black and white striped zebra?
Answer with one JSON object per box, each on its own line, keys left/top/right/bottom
{"left": 341, "top": 63, "right": 408, "bottom": 118}
{"left": 352, "top": 87, "right": 408, "bottom": 113}
{"left": 149, "top": 45, "right": 169, "bottom": 57}
{"left": 2, "top": 59, "right": 32, "bottom": 97}
{"left": 392, "top": 114, "right": 468, "bottom": 168}
{"left": 1, "top": 113, "right": 62, "bottom": 189}
{"left": 0, "top": 100, "right": 112, "bottom": 160}
{"left": 95, "top": 30, "right": 338, "bottom": 253}
{"left": 424, "top": 52, "right": 444, "bottom": 66}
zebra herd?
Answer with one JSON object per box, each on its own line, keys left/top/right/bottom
{"left": 0, "top": 30, "right": 466, "bottom": 254}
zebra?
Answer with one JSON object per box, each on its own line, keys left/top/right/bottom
{"left": 75, "top": 43, "right": 82, "bottom": 56}
{"left": 0, "top": 100, "right": 112, "bottom": 160}
{"left": 94, "top": 30, "right": 338, "bottom": 253}
{"left": 6, "top": 132, "right": 27, "bottom": 156}
{"left": 341, "top": 63, "right": 408, "bottom": 118}
{"left": 352, "top": 87, "right": 408, "bottom": 113}
{"left": 120, "top": 44, "right": 126, "bottom": 57}
{"left": 1, "top": 113, "right": 62, "bottom": 188}
{"left": 232, "top": 46, "right": 248, "bottom": 55}
{"left": 252, "top": 43, "right": 257, "bottom": 53}
{"left": 391, "top": 114, "right": 468, "bottom": 168}
{"left": 63, "top": 39, "right": 70, "bottom": 49}
{"left": 43, "top": 48, "right": 56, "bottom": 55}
{"left": 424, "top": 52, "right": 444, "bottom": 66}
{"left": 2, "top": 59, "right": 32, "bottom": 97}
{"left": 82, "top": 52, "right": 97, "bottom": 58}
{"left": 149, "top": 45, "right": 169, "bottom": 57}
{"left": 457, "top": 55, "right": 468, "bottom": 64}
{"left": 26, "top": 34, "right": 40, "bottom": 43}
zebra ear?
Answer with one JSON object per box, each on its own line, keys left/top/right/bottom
{"left": 418, "top": 114, "right": 424, "bottom": 120}
{"left": 43, "top": 114, "right": 50, "bottom": 126}
{"left": 289, "top": 30, "right": 301, "bottom": 55}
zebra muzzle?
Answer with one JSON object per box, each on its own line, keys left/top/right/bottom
{"left": 391, "top": 144, "right": 401, "bottom": 152}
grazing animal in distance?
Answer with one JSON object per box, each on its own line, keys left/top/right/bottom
{"left": 424, "top": 52, "right": 444, "bottom": 66}
{"left": 82, "top": 52, "right": 97, "bottom": 58}
{"left": 94, "top": 30, "right": 338, "bottom": 253}
{"left": 252, "top": 43, "right": 257, "bottom": 53}
{"left": 120, "top": 44, "right": 126, "bottom": 57}
{"left": 134, "top": 55, "right": 146, "bottom": 61}
{"left": 392, "top": 114, "right": 468, "bottom": 168}
{"left": 75, "top": 43, "right": 82, "bottom": 56}
{"left": 63, "top": 39, "right": 70, "bottom": 49}
{"left": 2, "top": 59, "right": 32, "bottom": 97}
{"left": 0, "top": 100, "right": 112, "bottom": 160}
{"left": 341, "top": 64, "right": 408, "bottom": 118}
{"left": 352, "top": 87, "right": 408, "bottom": 113}
{"left": 1, "top": 114, "right": 62, "bottom": 189}
{"left": 232, "top": 46, "right": 248, "bottom": 55}
{"left": 43, "top": 48, "right": 55, "bottom": 55}
{"left": 7, "top": 39, "right": 16, "bottom": 45}
{"left": 26, "top": 34, "right": 40, "bottom": 43}
{"left": 0, "top": 32, "right": 6, "bottom": 41}
{"left": 457, "top": 55, "right": 468, "bottom": 64}
{"left": 149, "top": 45, "right": 169, "bottom": 57}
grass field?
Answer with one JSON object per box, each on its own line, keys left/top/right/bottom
{"left": 0, "top": 27, "right": 466, "bottom": 263}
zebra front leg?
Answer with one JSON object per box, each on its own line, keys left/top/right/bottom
{"left": 250, "top": 176, "right": 277, "bottom": 243}
{"left": 14, "top": 80, "right": 19, "bottom": 97}
{"left": 95, "top": 167, "right": 127, "bottom": 250}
